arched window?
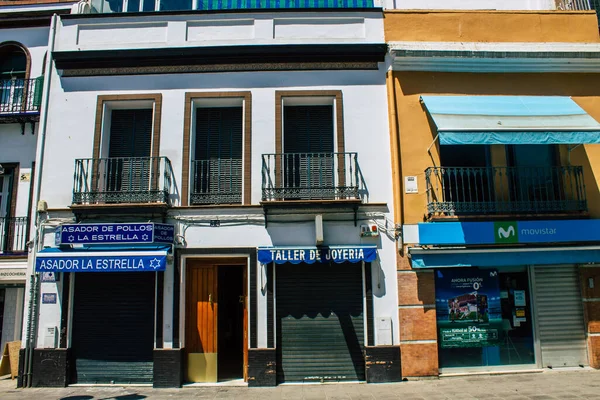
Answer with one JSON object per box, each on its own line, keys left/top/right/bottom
{"left": 0, "top": 42, "right": 32, "bottom": 114}
{"left": 0, "top": 43, "right": 28, "bottom": 79}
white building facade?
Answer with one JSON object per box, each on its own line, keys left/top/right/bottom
{"left": 0, "top": 1, "right": 75, "bottom": 378}
{"left": 22, "top": 6, "right": 401, "bottom": 387}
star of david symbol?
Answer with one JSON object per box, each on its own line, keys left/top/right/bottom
{"left": 149, "top": 258, "right": 161, "bottom": 270}
{"left": 68, "top": 235, "right": 75, "bottom": 242}
{"left": 142, "top": 234, "right": 149, "bottom": 241}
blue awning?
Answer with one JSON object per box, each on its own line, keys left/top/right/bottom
{"left": 36, "top": 245, "right": 170, "bottom": 273}
{"left": 258, "top": 245, "right": 377, "bottom": 265}
{"left": 410, "top": 246, "right": 600, "bottom": 268}
{"left": 420, "top": 95, "right": 600, "bottom": 145}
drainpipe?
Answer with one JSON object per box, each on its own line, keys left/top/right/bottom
{"left": 23, "top": 13, "right": 58, "bottom": 388}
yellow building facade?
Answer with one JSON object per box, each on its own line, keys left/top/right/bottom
{"left": 386, "top": 10, "right": 600, "bottom": 377}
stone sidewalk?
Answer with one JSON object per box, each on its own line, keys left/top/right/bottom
{"left": 1, "top": 369, "right": 600, "bottom": 400}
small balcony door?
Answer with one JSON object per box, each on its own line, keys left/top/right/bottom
{"left": 438, "top": 145, "right": 494, "bottom": 213}
{"left": 508, "top": 145, "right": 559, "bottom": 207}
{"left": 283, "top": 105, "right": 334, "bottom": 199}
{"left": 193, "top": 107, "right": 243, "bottom": 205}
{"left": 105, "top": 109, "right": 153, "bottom": 195}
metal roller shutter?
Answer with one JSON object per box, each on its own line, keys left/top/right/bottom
{"left": 533, "top": 265, "right": 588, "bottom": 368}
{"left": 71, "top": 272, "right": 156, "bottom": 383}
{"left": 276, "top": 262, "right": 365, "bottom": 383}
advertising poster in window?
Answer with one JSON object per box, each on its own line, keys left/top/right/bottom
{"left": 435, "top": 268, "right": 502, "bottom": 348}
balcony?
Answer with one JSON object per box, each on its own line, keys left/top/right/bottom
{"left": 425, "top": 165, "right": 587, "bottom": 217}
{"left": 73, "top": 157, "right": 174, "bottom": 207}
{"left": 0, "top": 216, "right": 29, "bottom": 256}
{"left": 191, "top": 158, "right": 242, "bottom": 205}
{"left": 262, "top": 152, "right": 363, "bottom": 202}
{"left": 557, "top": 0, "right": 595, "bottom": 10}
{"left": 0, "top": 78, "right": 43, "bottom": 130}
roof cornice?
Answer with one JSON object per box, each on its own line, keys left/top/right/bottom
{"left": 389, "top": 41, "right": 600, "bottom": 73}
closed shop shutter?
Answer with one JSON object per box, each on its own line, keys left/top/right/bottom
{"left": 533, "top": 265, "right": 588, "bottom": 368}
{"left": 71, "top": 272, "right": 155, "bottom": 383}
{"left": 276, "top": 263, "right": 365, "bottom": 383}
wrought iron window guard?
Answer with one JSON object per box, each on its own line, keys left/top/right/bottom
{"left": 261, "top": 152, "right": 363, "bottom": 201}
{"left": 73, "top": 156, "right": 174, "bottom": 205}
{"left": 190, "top": 158, "right": 242, "bottom": 205}
{"left": 0, "top": 216, "right": 29, "bottom": 255}
{"left": 425, "top": 165, "right": 587, "bottom": 216}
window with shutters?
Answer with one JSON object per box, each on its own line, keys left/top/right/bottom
{"left": 104, "top": 108, "right": 153, "bottom": 195}
{"left": 191, "top": 106, "right": 243, "bottom": 205}
{"left": 283, "top": 102, "right": 335, "bottom": 200}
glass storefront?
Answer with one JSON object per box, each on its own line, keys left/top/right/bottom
{"left": 435, "top": 266, "right": 535, "bottom": 370}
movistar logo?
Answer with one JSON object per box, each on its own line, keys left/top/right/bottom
{"left": 498, "top": 226, "right": 515, "bottom": 239}
{"left": 494, "top": 221, "right": 518, "bottom": 244}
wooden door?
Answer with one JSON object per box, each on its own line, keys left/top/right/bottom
{"left": 185, "top": 264, "right": 218, "bottom": 382}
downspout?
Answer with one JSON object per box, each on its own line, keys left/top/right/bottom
{"left": 23, "top": 13, "right": 58, "bottom": 388}
{"left": 386, "top": 70, "right": 404, "bottom": 255}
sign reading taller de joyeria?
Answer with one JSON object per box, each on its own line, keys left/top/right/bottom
{"left": 55, "top": 223, "right": 175, "bottom": 245}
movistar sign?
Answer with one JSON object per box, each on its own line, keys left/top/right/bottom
{"left": 418, "top": 219, "right": 600, "bottom": 246}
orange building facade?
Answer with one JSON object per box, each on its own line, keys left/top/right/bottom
{"left": 386, "top": 10, "right": 600, "bottom": 377}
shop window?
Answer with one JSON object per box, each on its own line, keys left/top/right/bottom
{"left": 435, "top": 267, "right": 535, "bottom": 370}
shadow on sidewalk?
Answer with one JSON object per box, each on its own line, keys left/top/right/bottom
{"left": 60, "top": 395, "right": 146, "bottom": 400}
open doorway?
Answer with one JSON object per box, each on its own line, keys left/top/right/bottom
{"left": 184, "top": 259, "right": 247, "bottom": 383}
{"left": 217, "top": 266, "right": 245, "bottom": 381}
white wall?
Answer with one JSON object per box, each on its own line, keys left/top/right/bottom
{"left": 41, "top": 66, "right": 391, "bottom": 207}
{"left": 384, "top": 0, "right": 556, "bottom": 10}
{"left": 0, "top": 26, "right": 48, "bottom": 217}
{"left": 55, "top": 11, "right": 384, "bottom": 51}
{"left": 34, "top": 11, "right": 399, "bottom": 348}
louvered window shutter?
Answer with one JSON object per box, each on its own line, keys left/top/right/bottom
{"left": 108, "top": 109, "right": 153, "bottom": 194}
{"left": 283, "top": 105, "right": 334, "bottom": 198}
{"left": 194, "top": 107, "right": 243, "bottom": 204}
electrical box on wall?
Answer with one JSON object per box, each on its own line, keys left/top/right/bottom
{"left": 43, "top": 326, "right": 57, "bottom": 349}
{"left": 376, "top": 317, "right": 393, "bottom": 346}
{"left": 360, "top": 224, "right": 379, "bottom": 237}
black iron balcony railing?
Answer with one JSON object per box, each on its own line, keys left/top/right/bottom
{"left": 191, "top": 158, "right": 242, "bottom": 205}
{"left": 0, "top": 78, "right": 43, "bottom": 114}
{"left": 262, "top": 152, "right": 362, "bottom": 201}
{"left": 73, "top": 156, "right": 174, "bottom": 205}
{"left": 0, "top": 216, "right": 29, "bottom": 255}
{"left": 425, "top": 165, "right": 587, "bottom": 216}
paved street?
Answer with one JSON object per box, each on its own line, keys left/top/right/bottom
{"left": 1, "top": 369, "right": 600, "bottom": 400}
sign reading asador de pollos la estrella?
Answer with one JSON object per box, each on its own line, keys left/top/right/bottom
{"left": 55, "top": 222, "right": 174, "bottom": 245}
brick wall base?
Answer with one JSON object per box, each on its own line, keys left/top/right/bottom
{"left": 247, "top": 348, "right": 276, "bottom": 387}
{"left": 31, "top": 348, "right": 70, "bottom": 387}
{"left": 365, "top": 345, "right": 402, "bottom": 383}
{"left": 400, "top": 343, "right": 438, "bottom": 377}
{"left": 153, "top": 348, "right": 184, "bottom": 388}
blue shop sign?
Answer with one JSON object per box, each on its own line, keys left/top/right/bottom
{"left": 36, "top": 249, "right": 168, "bottom": 273}
{"left": 55, "top": 223, "right": 174, "bottom": 245}
{"left": 258, "top": 245, "right": 377, "bottom": 265}
{"left": 418, "top": 219, "right": 600, "bottom": 246}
